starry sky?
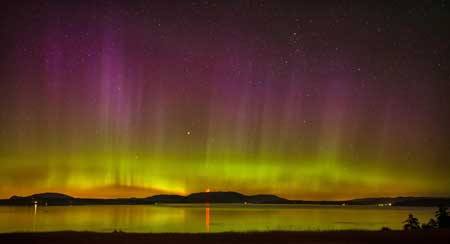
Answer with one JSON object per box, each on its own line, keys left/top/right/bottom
{"left": 0, "top": 1, "right": 449, "bottom": 200}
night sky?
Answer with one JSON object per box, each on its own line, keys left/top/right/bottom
{"left": 1, "top": 1, "right": 449, "bottom": 200}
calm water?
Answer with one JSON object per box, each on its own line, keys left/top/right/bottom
{"left": 0, "top": 204, "right": 435, "bottom": 233}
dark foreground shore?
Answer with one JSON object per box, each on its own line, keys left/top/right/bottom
{"left": 1, "top": 230, "right": 450, "bottom": 244}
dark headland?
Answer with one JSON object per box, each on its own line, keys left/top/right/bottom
{"left": 1, "top": 191, "right": 449, "bottom": 206}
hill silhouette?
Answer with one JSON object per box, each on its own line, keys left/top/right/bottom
{"left": 10, "top": 192, "right": 73, "bottom": 200}
{"left": 7, "top": 192, "right": 75, "bottom": 205}
{"left": 1, "top": 191, "right": 449, "bottom": 206}
{"left": 144, "top": 192, "right": 289, "bottom": 204}
{"left": 145, "top": 194, "right": 185, "bottom": 203}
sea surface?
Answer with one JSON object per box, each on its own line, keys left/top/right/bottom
{"left": 0, "top": 204, "right": 436, "bottom": 233}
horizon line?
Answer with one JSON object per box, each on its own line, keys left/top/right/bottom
{"left": 4, "top": 191, "right": 450, "bottom": 202}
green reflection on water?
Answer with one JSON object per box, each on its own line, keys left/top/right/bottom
{"left": 0, "top": 204, "right": 435, "bottom": 233}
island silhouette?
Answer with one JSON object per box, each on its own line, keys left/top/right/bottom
{"left": 1, "top": 192, "right": 449, "bottom": 207}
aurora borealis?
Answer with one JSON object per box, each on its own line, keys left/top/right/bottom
{"left": 0, "top": 1, "right": 449, "bottom": 200}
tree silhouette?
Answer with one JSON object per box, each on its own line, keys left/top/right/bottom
{"left": 403, "top": 214, "right": 421, "bottom": 230}
{"left": 435, "top": 205, "right": 450, "bottom": 228}
{"left": 422, "top": 218, "right": 438, "bottom": 229}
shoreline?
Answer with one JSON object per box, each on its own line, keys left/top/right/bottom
{"left": 2, "top": 192, "right": 450, "bottom": 207}
{"left": 1, "top": 230, "right": 450, "bottom": 244}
